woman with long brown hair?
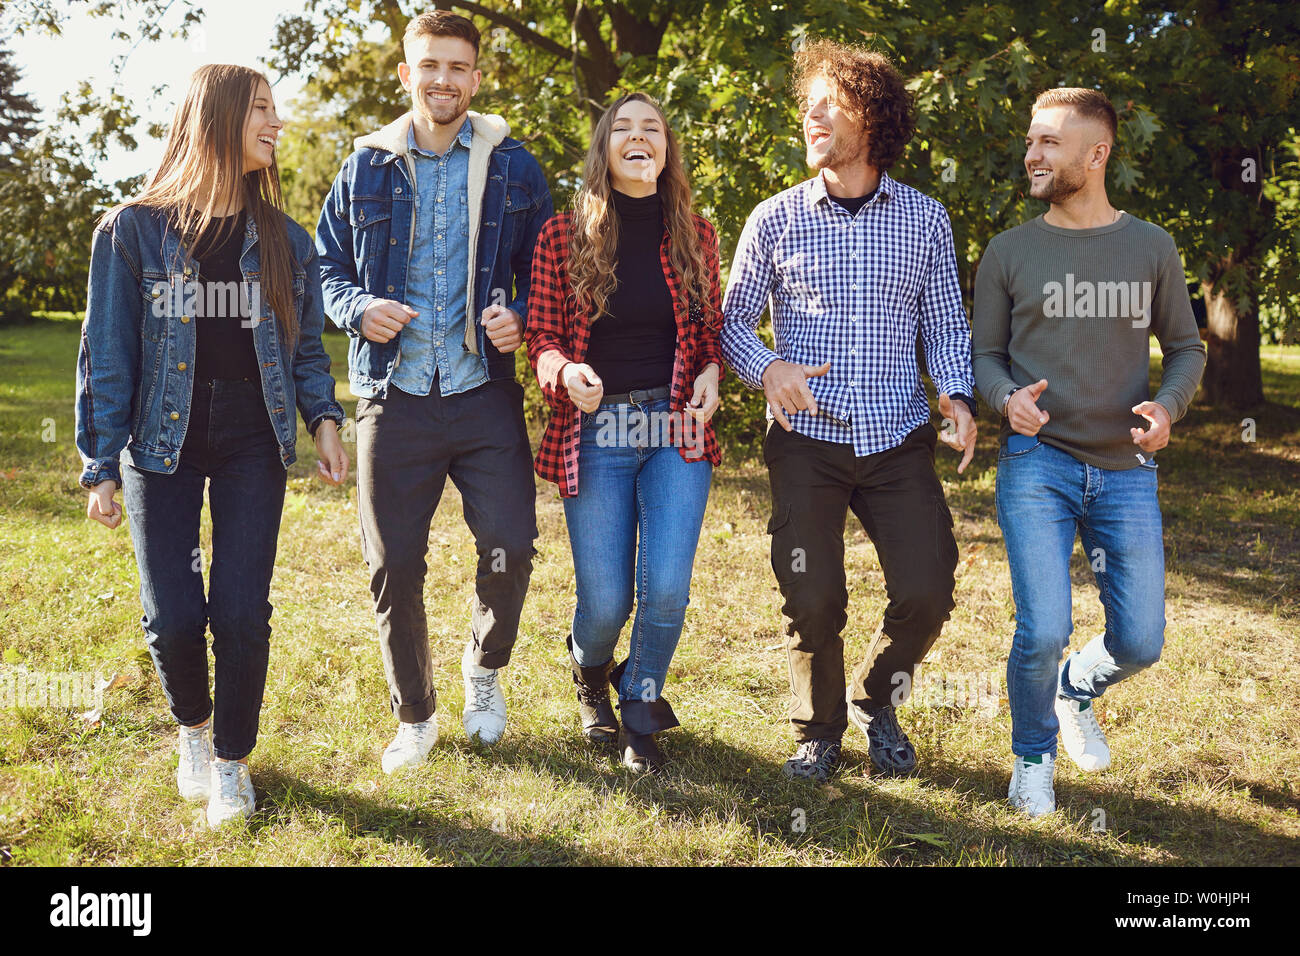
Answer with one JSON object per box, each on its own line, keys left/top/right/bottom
{"left": 75, "top": 64, "right": 347, "bottom": 827}
{"left": 527, "top": 92, "right": 724, "bottom": 773}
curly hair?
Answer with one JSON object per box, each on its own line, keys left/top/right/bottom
{"left": 792, "top": 39, "right": 915, "bottom": 172}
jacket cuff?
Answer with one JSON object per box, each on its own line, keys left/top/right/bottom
{"left": 80, "top": 458, "right": 122, "bottom": 490}
{"left": 307, "top": 404, "right": 346, "bottom": 438}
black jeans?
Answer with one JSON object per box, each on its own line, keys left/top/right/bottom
{"left": 765, "top": 423, "right": 959, "bottom": 742}
{"left": 120, "top": 378, "right": 286, "bottom": 761}
{"left": 356, "top": 378, "right": 538, "bottom": 723}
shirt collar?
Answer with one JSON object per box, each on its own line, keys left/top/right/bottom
{"left": 807, "top": 168, "right": 895, "bottom": 209}
{"left": 407, "top": 116, "right": 474, "bottom": 158}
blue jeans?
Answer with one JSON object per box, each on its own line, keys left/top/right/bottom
{"left": 120, "top": 379, "right": 286, "bottom": 760}
{"left": 995, "top": 438, "right": 1166, "bottom": 757}
{"left": 562, "top": 398, "right": 712, "bottom": 704}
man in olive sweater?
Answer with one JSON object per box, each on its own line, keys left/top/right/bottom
{"left": 973, "top": 88, "right": 1206, "bottom": 817}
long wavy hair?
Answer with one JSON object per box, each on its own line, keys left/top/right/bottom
{"left": 114, "top": 64, "right": 297, "bottom": 343}
{"left": 569, "top": 92, "right": 709, "bottom": 322}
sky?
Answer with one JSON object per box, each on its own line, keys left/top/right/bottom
{"left": 5, "top": 0, "right": 325, "bottom": 183}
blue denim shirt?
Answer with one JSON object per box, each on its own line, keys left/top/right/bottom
{"left": 315, "top": 111, "right": 554, "bottom": 399}
{"left": 75, "top": 205, "right": 346, "bottom": 489}
{"left": 391, "top": 119, "right": 486, "bottom": 397}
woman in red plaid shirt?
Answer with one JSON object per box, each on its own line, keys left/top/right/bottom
{"left": 526, "top": 92, "right": 724, "bottom": 774}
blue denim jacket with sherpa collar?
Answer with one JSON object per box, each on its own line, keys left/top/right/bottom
{"left": 74, "top": 205, "right": 346, "bottom": 489}
{"left": 314, "top": 110, "right": 553, "bottom": 398}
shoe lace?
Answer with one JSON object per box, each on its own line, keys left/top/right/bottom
{"left": 216, "top": 763, "right": 244, "bottom": 800}
{"left": 796, "top": 739, "right": 837, "bottom": 767}
{"left": 398, "top": 721, "right": 432, "bottom": 747}
{"left": 1018, "top": 758, "right": 1053, "bottom": 791}
{"left": 182, "top": 730, "right": 209, "bottom": 771}
{"left": 468, "top": 672, "right": 497, "bottom": 712}
{"left": 867, "top": 704, "right": 904, "bottom": 744}
{"left": 1062, "top": 700, "right": 1103, "bottom": 744}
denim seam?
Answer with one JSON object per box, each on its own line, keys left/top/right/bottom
{"left": 1076, "top": 520, "right": 1116, "bottom": 692}
{"left": 627, "top": 458, "right": 652, "bottom": 702}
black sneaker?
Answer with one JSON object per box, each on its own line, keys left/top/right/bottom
{"left": 848, "top": 701, "right": 917, "bottom": 776}
{"left": 782, "top": 738, "right": 842, "bottom": 783}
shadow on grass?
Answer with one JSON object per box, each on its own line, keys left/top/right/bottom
{"left": 242, "top": 722, "right": 1298, "bottom": 866}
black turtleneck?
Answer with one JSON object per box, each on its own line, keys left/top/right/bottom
{"left": 583, "top": 189, "right": 677, "bottom": 394}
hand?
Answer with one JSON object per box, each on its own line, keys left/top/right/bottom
{"left": 86, "top": 480, "right": 123, "bottom": 529}
{"left": 1130, "top": 400, "right": 1171, "bottom": 453}
{"left": 482, "top": 305, "right": 523, "bottom": 353}
{"left": 313, "top": 420, "right": 349, "bottom": 485}
{"left": 1007, "top": 378, "right": 1050, "bottom": 437}
{"left": 761, "top": 359, "right": 831, "bottom": 432}
{"left": 361, "top": 299, "right": 417, "bottom": 343}
{"left": 937, "top": 393, "right": 978, "bottom": 475}
{"left": 562, "top": 362, "right": 604, "bottom": 413}
{"left": 686, "top": 363, "right": 721, "bottom": 424}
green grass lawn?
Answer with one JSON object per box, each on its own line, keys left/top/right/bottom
{"left": 1, "top": 314, "right": 1297, "bottom": 866}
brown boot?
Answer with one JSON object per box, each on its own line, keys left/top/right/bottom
{"left": 611, "top": 660, "right": 680, "bottom": 774}
{"left": 567, "top": 635, "right": 618, "bottom": 744}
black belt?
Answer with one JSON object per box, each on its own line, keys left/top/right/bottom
{"left": 598, "top": 385, "right": 670, "bottom": 406}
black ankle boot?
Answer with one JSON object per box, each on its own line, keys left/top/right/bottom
{"left": 610, "top": 661, "right": 680, "bottom": 774}
{"left": 567, "top": 636, "right": 618, "bottom": 744}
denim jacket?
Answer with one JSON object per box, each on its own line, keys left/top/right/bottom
{"left": 75, "top": 205, "right": 346, "bottom": 489}
{"left": 315, "top": 110, "right": 553, "bottom": 397}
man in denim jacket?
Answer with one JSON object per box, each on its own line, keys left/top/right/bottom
{"left": 315, "top": 11, "right": 552, "bottom": 770}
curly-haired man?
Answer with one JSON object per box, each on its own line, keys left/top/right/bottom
{"left": 722, "top": 39, "right": 977, "bottom": 782}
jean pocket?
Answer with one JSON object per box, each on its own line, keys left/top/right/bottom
{"left": 998, "top": 436, "right": 1043, "bottom": 460}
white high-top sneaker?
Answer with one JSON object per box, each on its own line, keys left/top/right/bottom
{"left": 177, "top": 722, "right": 213, "bottom": 802}
{"left": 461, "top": 644, "right": 506, "bottom": 744}
{"left": 1008, "top": 753, "right": 1056, "bottom": 817}
{"left": 381, "top": 718, "right": 438, "bottom": 774}
{"left": 1055, "top": 695, "right": 1111, "bottom": 771}
{"left": 206, "top": 761, "right": 255, "bottom": 828}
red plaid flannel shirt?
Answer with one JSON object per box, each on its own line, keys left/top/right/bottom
{"left": 525, "top": 211, "right": 726, "bottom": 497}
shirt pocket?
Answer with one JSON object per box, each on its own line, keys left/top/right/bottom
{"left": 140, "top": 270, "right": 171, "bottom": 345}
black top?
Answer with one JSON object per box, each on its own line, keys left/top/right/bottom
{"left": 829, "top": 186, "right": 878, "bottom": 216}
{"left": 583, "top": 189, "right": 677, "bottom": 394}
{"left": 189, "top": 214, "right": 261, "bottom": 383}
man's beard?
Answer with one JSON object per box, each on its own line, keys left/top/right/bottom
{"left": 807, "top": 127, "right": 870, "bottom": 174}
{"left": 416, "top": 89, "right": 467, "bottom": 127}
{"left": 1031, "top": 161, "right": 1087, "bottom": 203}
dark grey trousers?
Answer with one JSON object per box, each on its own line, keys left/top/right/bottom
{"left": 356, "top": 378, "right": 538, "bottom": 723}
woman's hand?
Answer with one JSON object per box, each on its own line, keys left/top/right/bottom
{"left": 562, "top": 362, "right": 604, "bottom": 414}
{"left": 313, "top": 419, "right": 349, "bottom": 485}
{"left": 686, "top": 363, "right": 721, "bottom": 424}
{"left": 86, "top": 480, "right": 123, "bottom": 529}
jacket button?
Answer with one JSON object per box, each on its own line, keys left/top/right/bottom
{"left": 152, "top": 288, "right": 161, "bottom": 298}
{"left": 387, "top": 285, "right": 394, "bottom": 292}
{"left": 164, "top": 458, "right": 172, "bottom": 466}
{"left": 181, "top": 315, "right": 190, "bottom": 323}
{"left": 170, "top": 411, "right": 180, "bottom": 420}
{"left": 395, "top": 187, "right": 402, "bottom": 194}
{"left": 358, "top": 212, "right": 365, "bottom": 221}
{"left": 389, "top": 238, "right": 396, "bottom": 245}
{"left": 177, "top": 362, "right": 187, "bottom": 371}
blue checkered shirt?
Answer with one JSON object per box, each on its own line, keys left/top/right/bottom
{"left": 721, "top": 171, "right": 974, "bottom": 456}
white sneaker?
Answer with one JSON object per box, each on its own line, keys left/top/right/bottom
{"left": 1056, "top": 695, "right": 1111, "bottom": 771}
{"left": 176, "top": 722, "right": 213, "bottom": 802}
{"left": 461, "top": 645, "right": 506, "bottom": 744}
{"left": 206, "top": 761, "right": 255, "bottom": 828}
{"left": 381, "top": 718, "right": 438, "bottom": 774}
{"left": 1008, "top": 754, "right": 1056, "bottom": 817}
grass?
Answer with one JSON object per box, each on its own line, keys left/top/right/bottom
{"left": 1, "top": 314, "right": 1297, "bottom": 866}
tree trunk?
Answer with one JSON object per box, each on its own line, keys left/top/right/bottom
{"left": 1201, "top": 275, "right": 1264, "bottom": 409}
